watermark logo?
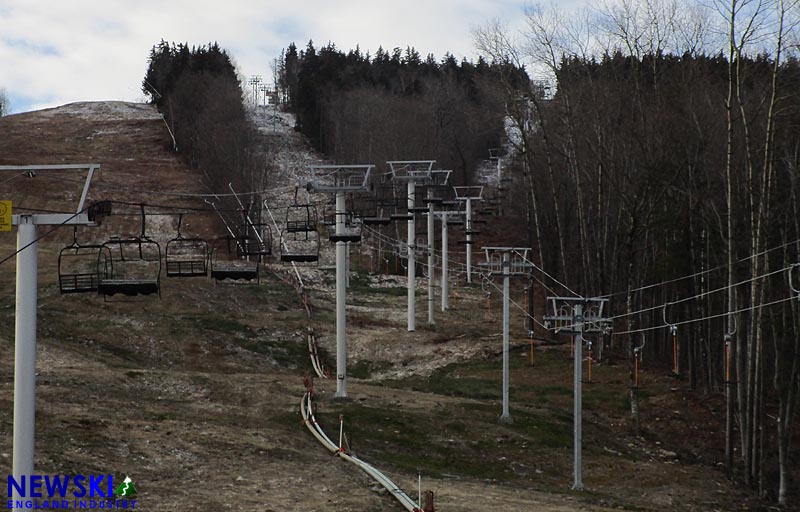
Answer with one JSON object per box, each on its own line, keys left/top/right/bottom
{"left": 113, "top": 477, "right": 137, "bottom": 498}
{"left": 7, "top": 474, "right": 138, "bottom": 509}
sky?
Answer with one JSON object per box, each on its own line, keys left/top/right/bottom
{"left": 0, "top": 0, "right": 538, "bottom": 114}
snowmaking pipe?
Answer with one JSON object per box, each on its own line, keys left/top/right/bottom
{"left": 301, "top": 393, "right": 421, "bottom": 511}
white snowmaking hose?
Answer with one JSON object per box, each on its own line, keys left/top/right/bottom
{"left": 300, "top": 393, "right": 421, "bottom": 512}
{"left": 307, "top": 332, "right": 326, "bottom": 379}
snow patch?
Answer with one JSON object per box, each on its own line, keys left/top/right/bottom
{"left": 35, "top": 101, "right": 163, "bottom": 121}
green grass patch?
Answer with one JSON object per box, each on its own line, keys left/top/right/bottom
{"left": 319, "top": 402, "right": 513, "bottom": 480}
{"left": 348, "top": 271, "right": 408, "bottom": 297}
{"left": 349, "top": 359, "right": 393, "bottom": 379}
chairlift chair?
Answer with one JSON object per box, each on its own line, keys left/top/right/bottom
{"left": 280, "top": 228, "right": 320, "bottom": 263}
{"left": 165, "top": 214, "right": 209, "bottom": 278}
{"left": 328, "top": 211, "right": 362, "bottom": 243}
{"left": 236, "top": 222, "right": 272, "bottom": 258}
{"left": 356, "top": 196, "right": 391, "bottom": 226}
{"left": 99, "top": 238, "right": 161, "bottom": 297}
{"left": 210, "top": 236, "right": 260, "bottom": 282}
{"left": 58, "top": 227, "right": 111, "bottom": 294}
{"left": 389, "top": 184, "right": 413, "bottom": 221}
{"left": 407, "top": 186, "right": 429, "bottom": 213}
{"left": 321, "top": 208, "right": 337, "bottom": 228}
{"left": 286, "top": 203, "right": 318, "bottom": 233}
{"left": 375, "top": 183, "right": 398, "bottom": 209}
{"left": 98, "top": 206, "right": 161, "bottom": 297}
{"left": 422, "top": 170, "right": 452, "bottom": 206}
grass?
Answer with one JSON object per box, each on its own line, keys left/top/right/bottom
{"left": 318, "top": 401, "right": 515, "bottom": 480}
{"left": 348, "top": 359, "right": 393, "bottom": 379}
{"left": 347, "top": 271, "right": 408, "bottom": 298}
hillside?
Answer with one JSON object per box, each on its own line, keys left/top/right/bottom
{"left": 0, "top": 102, "right": 762, "bottom": 511}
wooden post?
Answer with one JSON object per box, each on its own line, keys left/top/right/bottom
{"left": 423, "top": 490, "right": 435, "bottom": 512}
{"left": 529, "top": 335, "right": 535, "bottom": 367}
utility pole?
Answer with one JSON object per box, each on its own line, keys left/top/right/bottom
{"left": 307, "top": 165, "right": 373, "bottom": 400}
{"left": 248, "top": 75, "right": 262, "bottom": 110}
{"left": 1, "top": 165, "right": 104, "bottom": 501}
{"left": 259, "top": 85, "right": 269, "bottom": 107}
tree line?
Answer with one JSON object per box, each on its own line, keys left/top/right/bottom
{"left": 141, "top": 40, "right": 267, "bottom": 195}
{"left": 275, "top": 41, "right": 528, "bottom": 185}
{"left": 476, "top": 0, "right": 800, "bottom": 505}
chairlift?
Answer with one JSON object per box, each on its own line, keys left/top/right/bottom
{"left": 361, "top": 199, "right": 391, "bottom": 226}
{"left": 236, "top": 222, "right": 272, "bottom": 258}
{"left": 362, "top": 209, "right": 391, "bottom": 226}
{"left": 389, "top": 187, "right": 413, "bottom": 221}
{"left": 410, "top": 190, "right": 430, "bottom": 213}
{"left": 165, "top": 214, "right": 209, "bottom": 278}
{"left": 328, "top": 212, "right": 362, "bottom": 243}
{"left": 321, "top": 207, "right": 337, "bottom": 227}
{"left": 58, "top": 227, "right": 111, "bottom": 294}
{"left": 286, "top": 189, "right": 318, "bottom": 232}
{"left": 280, "top": 228, "right": 320, "bottom": 263}
{"left": 352, "top": 195, "right": 390, "bottom": 226}
{"left": 210, "top": 236, "right": 260, "bottom": 282}
{"left": 375, "top": 183, "right": 397, "bottom": 208}
{"left": 98, "top": 206, "right": 161, "bottom": 297}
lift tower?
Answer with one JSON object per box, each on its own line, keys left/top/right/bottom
{"left": 421, "top": 170, "right": 451, "bottom": 325}
{"left": 479, "top": 248, "right": 533, "bottom": 423}
{"left": 544, "top": 296, "right": 610, "bottom": 490}
{"left": 307, "top": 165, "right": 372, "bottom": 400}
{"left": 1, "top": 164, "right": 106, "bottom": 500}
{"left": 453, "top": 186, "right": 483, "bottom": 284}
{"left": 387, "top": 161, "right": 434, "bottom": 332}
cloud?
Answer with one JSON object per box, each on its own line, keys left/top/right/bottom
{"left": 0, "top": 0, "right": 529, "bottom": 113}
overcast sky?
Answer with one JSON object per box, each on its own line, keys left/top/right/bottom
{"left": 0, "top": 0, "right": 543, "bottom": 114}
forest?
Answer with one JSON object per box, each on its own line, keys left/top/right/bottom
{"left": 141, "top": 40, "right": 267, "bottom": 195}
{"left": 276, "top": 41, "right": 528, "bottom": 185}
{"left": 470, "top": 0, "right": 800, "bottom": 505}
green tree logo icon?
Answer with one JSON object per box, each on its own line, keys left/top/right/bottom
{"left": 114, "top": 476, "right": 137, "bottom": 497}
